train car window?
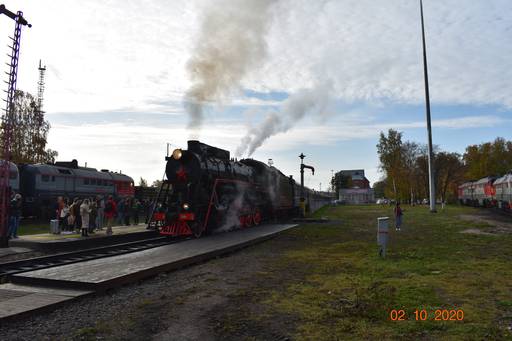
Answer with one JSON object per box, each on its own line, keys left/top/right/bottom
{"left": 84, "top": 178, "right": 90, "bottom": 185}
{"left": 91, "top": 179, "right": 96, "bottom": 185}
{"left": 41, "top": 174, "right": 50, "bottom": 182}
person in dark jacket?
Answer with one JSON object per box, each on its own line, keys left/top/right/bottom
{"left": 116, "top": 197, "right": 125, "bottom": 226}
{"left": 132, "top": 199, "right": 141, "bottom": 225}
{"left": 8, "top": 193, "right": 22, "bottom": 239}
{"left": 88, "top": 198, "right": 97, "bottom": 234}
{"left": 123, "top": 197, "right": 131, "bottom": 226}
{"left": 394, "top": 202, "right": 404, "bottom": 231}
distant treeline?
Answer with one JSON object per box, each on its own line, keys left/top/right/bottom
{"left": 374, "top": 129, "right": 512, "bottom": 203}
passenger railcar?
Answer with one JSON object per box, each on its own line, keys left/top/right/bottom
{"left": 473, "top": 176, "right": 496, "bottom": 207}
{"left": 457, "top": 181, "right": 474, "bottom": 205}
{"left": 19, "top": 160, "right": 134, "bottom": 218}
{"left": 494, "top": 173, "right": 512, "bottom": 209}
{"left": 458, "top": 178, "right": 495, "bottom": 207}
{"left": 150, "top": 140, "right": 297, "bottom": 237}
{"left": 0, "top": 160, "right": 20, "bottom": 193}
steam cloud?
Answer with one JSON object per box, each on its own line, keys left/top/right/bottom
{"left": 184, "top": 0, "right": 276, "bottom": 136}
{"left": 236, "top": 82, "right": 333, "bottom": 157}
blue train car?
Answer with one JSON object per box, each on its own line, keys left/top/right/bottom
{"left": 19, "top": 160, "right": 134, "bottom": 218}
{"left": 0, "top": 160, "right": 20, "bottom": 193}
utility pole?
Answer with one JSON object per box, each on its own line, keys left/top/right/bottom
{"left": 0, "top": 5, "right": 31, "bottom": 247}
{"left": 420, "top": 0, "right": 436, "bottom": 212}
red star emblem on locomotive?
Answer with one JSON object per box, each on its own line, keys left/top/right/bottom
{"left": 176, "top": 166, "right": 187, "bottom": 181}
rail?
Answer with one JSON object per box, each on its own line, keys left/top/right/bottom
{"left": 0, "top": 236, "right": 181, "bottom": 278}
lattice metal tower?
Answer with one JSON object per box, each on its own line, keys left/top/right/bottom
{"left": 34, "top": 60, "right": 46, "bottom": 163}
{"left": 37, "top": 59, "right": 46, "bottom": 115}
{"left": 0, "top": 5, "right": 31, "bottom": 247}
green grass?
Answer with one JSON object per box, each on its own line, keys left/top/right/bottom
{"left": 18, "top": 221, "right": 51, "bottom": 235}
{"left": 264, "top": 204, "right": 512, "bottom": 340}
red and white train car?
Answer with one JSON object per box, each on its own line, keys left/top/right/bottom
{"left": 472, "top": 176, "right": 497, "bottom": 207}
{"left": 458, "top": 181, "right": 475, "bottom": 206}
{"left": 494, "top": 173, "right": 512, "bottom": 209}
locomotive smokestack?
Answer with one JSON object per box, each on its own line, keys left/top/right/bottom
{"left": 184, "top": 0, "right": 276, "bottom": 137}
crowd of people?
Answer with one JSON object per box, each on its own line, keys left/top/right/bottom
{"left": 56, "top": 195, "right": 153, "bottom": 237}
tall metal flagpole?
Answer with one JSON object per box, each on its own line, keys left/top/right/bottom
{"left": 420, "top": 0, "right": 436, "bottom": 212}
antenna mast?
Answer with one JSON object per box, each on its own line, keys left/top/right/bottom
{"left": 37, "top": 59, "right": 46, "bottom": 115}
{"left": 34, "top": 59, "right": 46, "bottom": 162}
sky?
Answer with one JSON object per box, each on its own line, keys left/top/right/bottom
{"left": 0, "top": 0, "right": 511, "bottom": 191}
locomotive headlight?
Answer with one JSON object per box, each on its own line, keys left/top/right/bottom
{"left": 172, "top": 149, "right": 183, "bottom": 160}
{"left": 183, "top": 203, "right": 189, "bottom": 210}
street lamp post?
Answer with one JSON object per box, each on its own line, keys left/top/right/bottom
{"left": 420, "top": 0, "right": 436, "bottom": 212}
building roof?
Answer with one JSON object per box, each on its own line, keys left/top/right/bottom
{"left": 337, "top": 169, "right": 365, "bottom": 177}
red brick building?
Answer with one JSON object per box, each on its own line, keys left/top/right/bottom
{"left": 336, "top": 169, "right": 374, "bottom": 204}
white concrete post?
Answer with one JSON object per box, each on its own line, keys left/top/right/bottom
{"left": 377, "top": 217, "right": 389, "bottom": 257}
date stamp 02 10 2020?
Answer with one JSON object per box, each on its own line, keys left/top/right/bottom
{"left": 389, "top": 309, "right": 465, "bottom": 321}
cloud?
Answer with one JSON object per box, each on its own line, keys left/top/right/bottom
{"left": 46, "top": 120, "right": 247, "bottom": 182}
{"left": 247, "top": 114, "right": 508, "bottom": 154}
{"left": 3, "top": 0, "right": 511, "bottom": 116}
{"left": 5, "top": 0, "right": 511, "bottom": 190}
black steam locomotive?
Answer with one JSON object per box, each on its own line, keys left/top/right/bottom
{"left": 150, "top": 140, "right": 298, "bottom": 237}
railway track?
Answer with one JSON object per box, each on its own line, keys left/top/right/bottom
{"left": 0, "top": 236, "right": 178, "bottom": 279}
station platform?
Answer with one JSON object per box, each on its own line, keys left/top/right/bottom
{"left": 11, "top": 223, "right": 296, "bottom": 291}
{"left": 8, "top": 224, "right": 159, "bottom": 252}
{"left": 0, "top": 283, "right": 92, "bottom": 322}
{"left": 0, "top": 247, "right": 33, "bottom": 259}
{"left": 0, "top": 223, "right": 296, "bottom": 322}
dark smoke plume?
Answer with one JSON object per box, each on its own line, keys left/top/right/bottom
{"left": 184, "top": 0, "right": 276, "bottom": 137}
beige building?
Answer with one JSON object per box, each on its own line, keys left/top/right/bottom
{"left": 339, "top": 188, "right": 375, "bottom": 204}
{"left": 336, "top": 169, "right": 375, "bottom": 204}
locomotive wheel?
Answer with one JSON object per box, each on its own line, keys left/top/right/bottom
{"left": 253, "top": 211, "right": 261, "bottom": 225}
{"left": 245, "top": 214, "right": 253, "bottom": 227}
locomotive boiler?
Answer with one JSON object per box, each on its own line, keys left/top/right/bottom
{"left": 150, "top": 140, "right": 296, "bottom": 237}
